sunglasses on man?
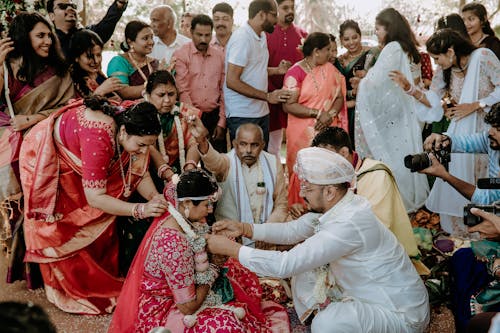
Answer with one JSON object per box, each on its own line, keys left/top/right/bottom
{"left": 57, "top": 3, "right": 77, "bottom": 10}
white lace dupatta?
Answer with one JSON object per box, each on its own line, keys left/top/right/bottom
{"left": 355, "top": 42, "right": 429, "bottom": 212}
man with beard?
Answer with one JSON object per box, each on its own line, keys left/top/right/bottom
{"left": 419, "top": 102, "right": 500, "bottom": 205}
{"left": 224, "top": 0, "right": 293, "bottom": 146}
{"left": 174, "top": 15, "right": 227, "bottom": 152}
{"left": 47, "top": 0, "right": 127, "bottom": 57}
{"left": 205, "top": 147, "right": 430, "bottom": 333}
{"left": 189, "top": 117, "right": 288, "bottom": 249}
{"left": 150, "top": 5, "right": 190, "bottom": 64}
{"left": 266, "top": 0, "right": 307, "bottom": 156}
{"left": 211, "top": 2, "right": 234, "bottom": 53}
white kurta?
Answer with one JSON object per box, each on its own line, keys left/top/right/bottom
{"left": 355, "top": 41, "right": 435, "bottom": 213}
{"left": 239, "top": 191, "right": 430, "bottom": 333}
{"left": 418, "top": 48, "right": 500, "bottom": 234}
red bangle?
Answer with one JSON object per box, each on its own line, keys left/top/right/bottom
{"left": 157, "top": 164, "right": 172, "bottom": 178}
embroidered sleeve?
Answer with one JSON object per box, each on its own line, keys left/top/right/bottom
{"left": 81, "top": 124, "right": 115, "bottom": 189}
{"left": 478, "top": 48, "right": 500, "bottom": 109}
{"left": 283, "top": 64, "right": 306, "bottom": 91}
{"left": 159, "top": 231, "right": 196, "bottom": 304}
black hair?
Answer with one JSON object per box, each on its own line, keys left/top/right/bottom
{"left": 426, "top": 28, "right": 476, "bottom": 90}
{"left": 145, "top": 70, "right": 177, "bottom": 95}
{"left": 461, "top": 2, "right": 496, "bottom": 36}
{"left": 485, "top": 102, "right": 500, "bottom": 127}
{"left": 0, "top": 301, "right": 57, "bottom": 333}
{"left": 212, "top": 2, "right": 234, "bottom": 17}
{"left": 339, "top": 20, "right": 362, "bottom": 38}
{"left": 302, "top": 32, "right": 330, "bottom": 57}
{"left": 436, "top": 14, "right": 469, "bottom": 40}
{"left": 177, "top": 169, "right": 218, "bottom": 206}
{"left": 311, "top": 126, "right": 353, "bottom": 153}
{"left": 84, "top": 96, "right": 161, "bottom": 136}
{"left": 69, "top": 29, "right": 104, "bottom": 97}
{"left": 328, "top": 34, "right": 336, "bottom": 43}
{"left": 46, "top": 0, "right": 56, "bottom": 13}
{"left": 120, "top": 21, "right": 150, "bottom": 52}
{"left": 276, "top": 0, "right": 292, "bottom": 4}
{"left": 191, "top": 14, "right": 214, "bottom": 31}
{"left": 7, "top": 12, "right": 68, "bottom": 85}
{"left": 375, "top": 8, "right": 421, "bottom": 64}
{"left": 248, "top": 0, "right": 274, "bottom": 19}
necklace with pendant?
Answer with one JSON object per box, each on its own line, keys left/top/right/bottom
{"left": 304, "top": 58, "right": 325, "bottom": 92}
{"left": 116, "top": 136, "right": 132, "bottom": 197}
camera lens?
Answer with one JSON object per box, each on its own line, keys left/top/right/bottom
{"left": 404, "top": 153, "right": 431, "bottom": 172}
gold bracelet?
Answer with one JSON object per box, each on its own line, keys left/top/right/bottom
{"left": 309, "top": 108, "right": 317, "bottom": 118}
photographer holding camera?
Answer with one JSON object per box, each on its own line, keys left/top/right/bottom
{"left": 416, "top": 102, "right": 500, "bottom": 232}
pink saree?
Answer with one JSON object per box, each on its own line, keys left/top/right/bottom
{"left": 283, "top": 62, "right": 347, "bottom": 205}
{"left": 20, "top": 99, "right": 149, "bottom": 314}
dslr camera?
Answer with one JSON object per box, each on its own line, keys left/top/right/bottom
{"left": 463, "top": 179, "right": 500, "bottom": 227}
{"left": 404, "top": 144, "right": 451, "bottom": 173}
{"left": 464, "top": 202, "right": 500, "bottom": 227}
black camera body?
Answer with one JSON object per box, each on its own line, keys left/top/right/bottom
{"left": 464, "top": 202, "right": 500, "bottom": 227}
{"left": 404, "top": 145, "right": 451, "bottom": 173}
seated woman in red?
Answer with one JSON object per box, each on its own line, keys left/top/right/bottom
{"left": 109, "top": 170, "right": 290, "bottom": 333}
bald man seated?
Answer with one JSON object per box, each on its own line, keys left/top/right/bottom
{"left": 189, "top": 117, "right": 288, "bottom": 249}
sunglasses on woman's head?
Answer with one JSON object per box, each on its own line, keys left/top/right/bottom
{"left": 57, "top": 3, "right": 77, "bottom": 10}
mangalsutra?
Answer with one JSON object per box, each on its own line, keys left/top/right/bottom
{"left": 116, "top": 136, "right": 132, "bottom": 197}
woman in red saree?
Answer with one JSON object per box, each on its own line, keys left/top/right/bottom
{"left": 0, "top": 12, "right": 74, "bottom": 287}
{"left": 109, "top": 170, "right": 290, "bottom": 333}
{"left": 107, "top": 21, "right": 159, "bottom": 100}
{"left": 20, "top": 97, "right": 167, "bottom": 314}
{"left": 283, "top": 32, "right": 347, "bottom": 207}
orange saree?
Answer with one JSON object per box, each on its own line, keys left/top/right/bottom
{"left": 20, "top": 100, "right": 149, "bottom": 314}
{"left": 283, "top": 62, "right": 347, "bottom": 206}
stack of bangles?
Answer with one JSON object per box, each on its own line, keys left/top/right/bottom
{"left": 183, "top": 160, "right": 197, "bottom": 171}
{"left": 404, "top": 84, "right": 426, "bottom": 102}
{"left": 132, "top": 203, "right": 146, "bottom": 219}
{"left": 157, "top": 164, "right": 172, "bottom": 179}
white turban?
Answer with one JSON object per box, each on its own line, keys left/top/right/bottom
{"left": 294, "top": 147, "right": 355, "bottom": 186}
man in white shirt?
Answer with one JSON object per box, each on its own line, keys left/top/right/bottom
{"left": 150, "top": 5, "right": 190, "bottom": 64}
{"left": 207, "top": 147, "right": 430, "bottom": 332}
{"left": 224, "top": 0, "right": 292, "bottom": 146}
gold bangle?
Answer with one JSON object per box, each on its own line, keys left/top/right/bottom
{"left": 309, "top": 108, "right": 317, "bottom": 118}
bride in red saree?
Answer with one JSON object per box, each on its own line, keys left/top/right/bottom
{"left": 109, "top": 170, "right": 290, "bottom": 333}
{"left": 19, "top": 97, "right": 167, "bottom": 314}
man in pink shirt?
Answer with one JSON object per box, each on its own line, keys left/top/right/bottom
{"left": 266, "top": 0, "right": 307, "bottom": 156}
{"left": 174, "top": 14, "right": 227, "bottom": 152}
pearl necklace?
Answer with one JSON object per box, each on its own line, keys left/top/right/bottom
{"left": 116, "top": 137, "right": 132, "bottom": 198}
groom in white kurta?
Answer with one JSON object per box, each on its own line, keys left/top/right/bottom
{"left": 207, "top": 147, "right": 429, "bottom": 333}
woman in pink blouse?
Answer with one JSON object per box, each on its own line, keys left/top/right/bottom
{"left": 19, "top": 97, "right": 166, "bottom": 314}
